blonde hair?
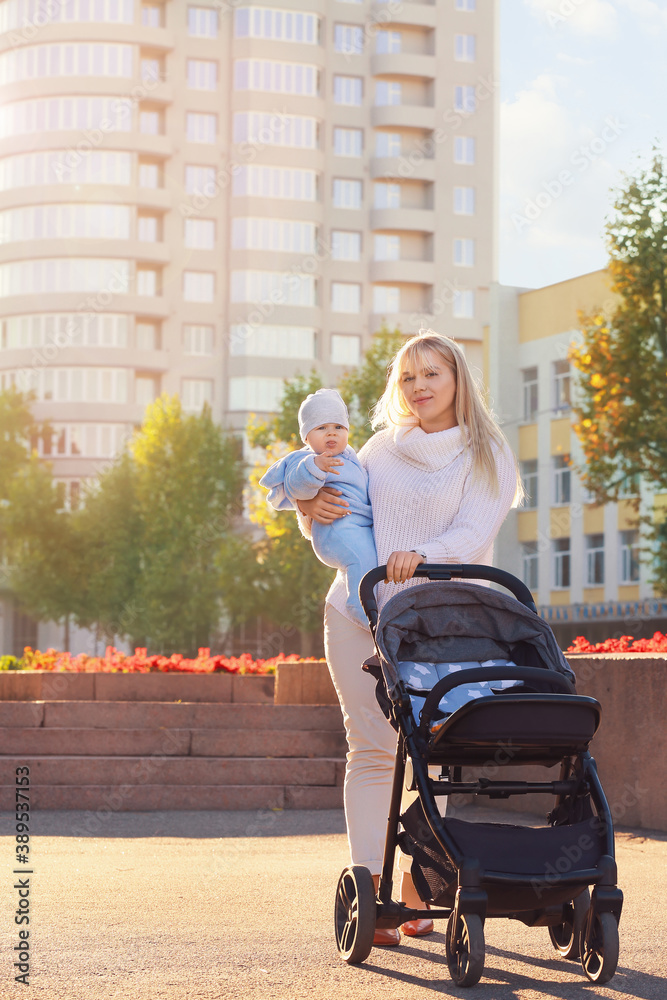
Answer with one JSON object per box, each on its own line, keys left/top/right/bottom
{"left": 371, "top": 330, "right": 523, "bottom": 500}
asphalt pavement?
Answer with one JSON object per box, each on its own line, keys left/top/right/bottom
{"left": 0, "top": 805, "right": 665, "bottom": 1000}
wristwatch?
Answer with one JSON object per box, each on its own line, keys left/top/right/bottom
{"left": 411, "top": 548, "right": 427, "bottom": 562}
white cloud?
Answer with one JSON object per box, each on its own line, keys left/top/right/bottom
{"left": 617, "top": 0, "right": 667, "bottom": 32}
{"left": 524, "top": 0, "right": 619, "bottom": 39}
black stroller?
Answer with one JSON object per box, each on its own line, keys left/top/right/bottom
{"left": 334, "top": 564, "right": 623, "bottom": 987}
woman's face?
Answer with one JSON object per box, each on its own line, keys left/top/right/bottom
{"left": 399, "top": 350, "right": 458, "bottom": 433}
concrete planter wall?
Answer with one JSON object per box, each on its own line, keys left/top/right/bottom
{"left": 0, "top": 670, "right": 275, "bottom": 704}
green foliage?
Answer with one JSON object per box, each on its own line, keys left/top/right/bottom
{"left": 570, "top": 148, "right": 667, "bottom": 591}
{"left": 338, "top": 326, "right": 406, "bottom": 447}
{"left": 0, "top": 655, "right": 21, "bottom": 670}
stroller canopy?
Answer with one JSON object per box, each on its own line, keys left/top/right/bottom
{"left": 374, "top": 581, "right": 575, "bottom": 701}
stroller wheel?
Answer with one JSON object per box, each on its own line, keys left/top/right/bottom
{"left": 334, "top": 865, "right": 376, "bottom": 964}
{"left": 580, "top": 911, "right": 619, "bottom": 984}
{"left": 548, "top": 887, "right": 590, "bottom": 960}
{"left": 446, "top": 912, "right": 485, "bottom": 987}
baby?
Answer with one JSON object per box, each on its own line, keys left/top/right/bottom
{"left": 259, "top": 388, "right": 377, "bottom": 628}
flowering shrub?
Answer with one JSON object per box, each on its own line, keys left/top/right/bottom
{"left": 566, "top": 632, "right": 667, "bottom": 654}
{"left": 6, "top": 647, "right": 324, "bottom": 675}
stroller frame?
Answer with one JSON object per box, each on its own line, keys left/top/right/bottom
{"left": 334, "top": 564, "right": 623, "bottom": 987}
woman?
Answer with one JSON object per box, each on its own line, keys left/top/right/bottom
{"left": 296, "top": 330, "right": 522, "bottom": 945}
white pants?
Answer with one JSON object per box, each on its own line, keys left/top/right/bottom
{"left": 324, "top": 603, "right": 398, "bottom": 874}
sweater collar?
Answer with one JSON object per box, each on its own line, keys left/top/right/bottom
{"left": 386, "top": 423, "right": 468, "bottom": 471}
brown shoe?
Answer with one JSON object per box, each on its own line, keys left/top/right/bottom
{"left": 373, "top": 927, "right": 401, "bottom": 946}
{"left": 401, "top": 917, "right": 434, "bottom": 937}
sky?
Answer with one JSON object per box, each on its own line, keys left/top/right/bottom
{"left": 499, "top": 0, "right": 667, "bottom": 289}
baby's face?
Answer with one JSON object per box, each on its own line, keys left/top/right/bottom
{"left": 306, "top": 423, "right": 348, "bottom": 455}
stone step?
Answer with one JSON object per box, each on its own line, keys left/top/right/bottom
{"left": 0, "top": 782, "right": 343, "bottom": 812}
{"left": 0, "top": 701, "right": 345, "bottom": 731}
{"left": 0, "top": 672, "right": 275, "bottom": 704}
{"left": 0, "top": 727, "right": 347, "bottom": 758}
{"left": 0, "top": 755, "right": 344, "bottom": 787}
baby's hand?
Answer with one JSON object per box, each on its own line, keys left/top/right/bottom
{"left": 314, "top": 450, "right": 344, "bottom": 475}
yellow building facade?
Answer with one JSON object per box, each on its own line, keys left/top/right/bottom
{"left": 488, "top": 271, "right": 667, "bottom": 641}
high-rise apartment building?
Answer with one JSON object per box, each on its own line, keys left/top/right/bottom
{"left": 0, "top": 0, "right": 498, "bottom": 499}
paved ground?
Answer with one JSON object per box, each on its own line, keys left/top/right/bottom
{"left": 0, "top": 805, "right": 665, "bottom": 1000}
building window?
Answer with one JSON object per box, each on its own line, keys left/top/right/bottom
{"left": 331, "top": 282, "right": 361, "bottom": 313}
{"left": 333, "top": 127, "right": 363, "bottom": 157}
{"left": 620, "top": 530, "right": 640, "bottom": 584}
{"left": 553, "top": 455, "right": 571, "bottom": 505}
{"left": 553, "top": 359, "right": 571, "bottom": 411}
{"left": 137, "top": 269, "right": 159, "bottom": 296}
{"left": 233, "top": 112, "right": 317, "bottom": 149}
{"left": 453, "top": 238, "right": 475, "bottom": 266}
{"left": 232, "top": 218, "right": 316, "bottom": 253}
{"left": 618, "top": 472, "right": 641, "bottom": 497}
{"left": 0, "top": 150, "right": 131, "bottom": 190}
{"left": 454, "top": 85, "right": 477, "bottom": 113}
{"left": 334, "top": 24, "right": 363, "bottom": 54}
{"left": 0, "top": 203, "right": 131, "bottom": 242}
{"left": 522, "top": 541, "right": 538, "bottom": 591}
{"left": 181, "top": 378, "right": 213, "bottom": 412}
{"left": 185, "top": 165, "right": 215, "bottom": 196}
{"left": 234, "top": 7, "right": 319, "bottom": 44}
{"left": 137, "top": 215, "right": 159, "bottom": 242}
{"left": 141, "top": 3, "right": 163, "bottom": 27}
{"left": 0, "top": 258, "right": 131, "bottom": 297}
{"left": 0, "top": 96, "right": 131, "bottom": 139}
{"left": 136, "top": 322, "right": 159, "bottom": 350}
{"left": 2, "top": 366, "right": 129, "bottom": 403}
{"left": 376, "top": 30, "right": 401, "bottom": 54}
{"left": 456, "top": 0, "right": 476, "bottom": 10}
{"left": 331, "top": 334, "right": 360, "bottom": 366}
{"left": 522, "top": 367, "right": 538, "bottom": 422}
{"left": 229, "top": 325, "right": 315, "bottom": 359}
{"left": 183, "top": 325, "right": 214, "bottom": 355}
{"left": 452, "top": 290, "right": 474, "bottom": 319}
{"left": 139, "top": 109, "right": 161, "bottom": 135}
{"left": 230, "top": 270, "right": 315, "bottom": 307}
{"left": 233, "top": 166, "right": 317, "bottom": 201}
{"left": 521, "top": 459, "right": 538, "bottom": 509}
{"left": 553, "top": 537, "right": 571, "bottom": 589}
{"left": 228, "top": 376, "right": 285, "bottom": 412}
{"left": 186, "top": 112, "right": 217, "bottom": 144}
{"left": 375, "top": 81, "right": 401, "bottom": 106}
{"left": 333, "top": 179, "right": 362, "bottom": 209}
{"left": 373, "top": 286, "right": 400, "bottom": 314}
{"left": 140, "top": 57, "right": 161, "bottom": 83}
{"left": 331, "top": 231, "right": 361, "bottom": 261}
{"left": 454, "top": 136, "right": 475, "bottom": 164}
{"left": 375, "top": 132, "right": 401, "bottom": 157}
{"left": 454, "top": 186, "right": 475, "bottom": 215}
{"left": 374, "top": 234, "right": 400, "bottom": 261}
{"left": 187, "top": 59, "right": 218, "bottom": 90}
{"left": 184, "top": 218, "right": 215, "bottom": 250}
{"left": 139, "top": 161, "right": 160, "bottom": 188}
{"left": 136, "top": 374, "right": 157, "bottom": 407}
{"left": 0, "top": 42, "right": 134, "bottom": 84}
{"left": 183, "top": 271, "right": 215, "bottom": 303}
{"left": 333, "top": 75, "right": 362, "bottom": 106}
{"left": 188, "top": 6, "right": 218, "bottom": 37}
{"left": 234, "top": 59, "right": 319, "bottom": 96}
{"left": 455, "top": 34, "right": 476, "bottom": 61}
{"left": 586, "top": 533, "right": 605, "bottom": 586}
{"left": 0, "top": 313, "right": 128, "bottom": 350}
{"left": 374, "top": 182, "right": 400, "bottom": 209}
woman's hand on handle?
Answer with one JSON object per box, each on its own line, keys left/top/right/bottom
{"left": 386, "top": 550, "right": 425, "bottom": 584}
{"left": 296, "top": 487, "right": 349, "bottom": 525}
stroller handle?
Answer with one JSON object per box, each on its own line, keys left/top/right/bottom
{"left": 359, "top": 564, "right": 537, "bottom": 631}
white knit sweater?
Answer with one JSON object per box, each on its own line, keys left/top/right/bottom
{"left": 301, "top": 423, "right": 519, "bottom": 627}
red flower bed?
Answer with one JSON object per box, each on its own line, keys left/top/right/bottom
{"left": 566, "top": 632, "right": 667, "bottom": 654}
{"left": 19, "top": 647, "right": 322, "bottom": 675}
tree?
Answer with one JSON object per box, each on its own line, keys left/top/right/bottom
{"left": 338, "top": 326, "right": 406, "bottom": 448}
{"left": 570, "top": 149, "right": 667, "bottom": 589}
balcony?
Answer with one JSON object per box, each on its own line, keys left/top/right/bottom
{"left": 370, "top": 260, "right": 435, "bottom": 285}
{"left": 371, "top": 105, "right": 436, "bottom": 130}
{"left": 371, "top": 156, "right": 436, "bottom": 183}
{"left": 369, "top": 1, "right": 436, "bottom": 29}
{"left": 370, "top": 208, "right": 435, "bottom": 233}
{"left": 370, "top": 53, "right": 436, "bottom": 79}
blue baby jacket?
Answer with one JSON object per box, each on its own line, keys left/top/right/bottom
{"left": 259, "top": 445, "right": 373, "bottom": 524}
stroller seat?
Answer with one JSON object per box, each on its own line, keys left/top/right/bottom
{"left": 398, "top": 657, "right": 521, "bottom": 723}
